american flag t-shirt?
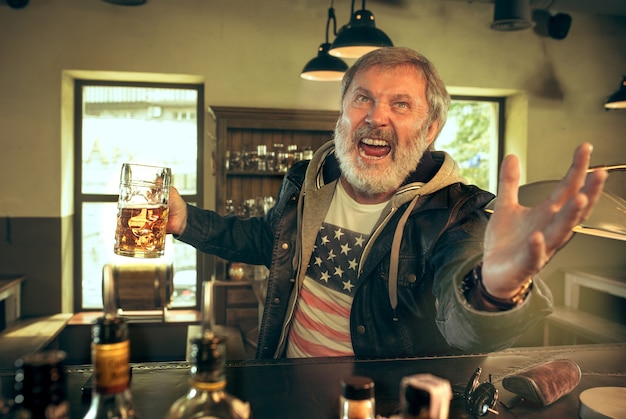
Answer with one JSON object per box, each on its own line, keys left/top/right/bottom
{"left": 286, "top": 181, "right": 388, "bottom": 358}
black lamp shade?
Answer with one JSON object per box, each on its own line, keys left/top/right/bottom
{"left": 329, "top": 9, "right": 393, "bottom": 59}
{"left": 301, "top": 43, "right": 349, "bottom": 81}
{"left": 490, "top": 0, "right": 533, "bottom": 31}
{"left": 605, "top": 76, "right": 626, "bottom": 110}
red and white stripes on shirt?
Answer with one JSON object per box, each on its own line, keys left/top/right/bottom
{"left": 286, "top": 181, "right": 388, "bottom": 358}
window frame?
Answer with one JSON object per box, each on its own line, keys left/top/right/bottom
{"left": 73, "top": 79, "right": 205, "bottom": 312}
{"left": 446, "top": 94, "right": 506, "bottom": 193}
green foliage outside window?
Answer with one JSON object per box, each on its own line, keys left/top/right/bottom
{"left": 437, "top": 100, "right": 499, "bottom": 192}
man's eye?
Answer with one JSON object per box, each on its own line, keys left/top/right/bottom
{"left": 356, "top": 95, "right": 370, "bottom": 103}
{"left": 396, "top": 102, "right": 409, "bottom": 109}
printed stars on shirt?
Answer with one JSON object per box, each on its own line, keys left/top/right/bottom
{"left": 306, "top": 222, "right": 370, "bottom": 296}
{"left": 342, "top": 280, "right": 354, "bottom": 293}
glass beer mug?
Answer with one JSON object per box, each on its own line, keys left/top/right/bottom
{"left": 114, "top": 163, "right": 171, "bottom": 258}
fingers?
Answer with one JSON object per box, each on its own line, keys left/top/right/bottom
{"left": 167, "top": 186, "right": 188, "bottom": 235}
{"left": 548, "top": 143, "right": 594, "bottom": 206}
{"left": 542, "top": 193, "right": 583, "bottom": 250}
{"left": 541, "top": 143, "right": 607, "bottom": 249}
{"left": 579, "top": 168, "right": 608, "bottom": 221}
{"left": 494, "top": 154, "right": 521, "bottom": 210}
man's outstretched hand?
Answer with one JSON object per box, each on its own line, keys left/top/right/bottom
{"left": 481, "top": 143, "right": 607, "bottom": 299}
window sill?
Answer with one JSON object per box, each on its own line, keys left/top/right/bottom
{"left": 68, "top": 310, "right": 201, "bottom": 325}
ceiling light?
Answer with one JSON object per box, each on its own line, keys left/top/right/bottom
{"left": 329, "top": 0, "right": 393, "bottom": 59}
{"left": 301, "top": 3, "right": 349, "bottom": 81}
{"left": 103, "top": 0, "right": 147, "bottom": 5}
{"left": 490, "top": 0, "right": 534, "bottom": 31}
{"left": 605, "top": 76, "right": 626, "bottom": 110}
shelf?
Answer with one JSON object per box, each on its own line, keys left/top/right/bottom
{"left": 226, "top": 171, "right": 286, "bottom": 177}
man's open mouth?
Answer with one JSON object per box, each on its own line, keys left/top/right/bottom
{"left": 359, "top": 138, "right": 392, "bottom": 159}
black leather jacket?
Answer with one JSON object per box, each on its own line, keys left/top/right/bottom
{"left": 179, "top": 141, "right": 553, "bottom": 359}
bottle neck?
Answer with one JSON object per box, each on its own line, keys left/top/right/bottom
{"left": 190, "top": 379, "right": 227, "bottom": 392}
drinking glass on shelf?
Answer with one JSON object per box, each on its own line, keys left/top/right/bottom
{"left": 257, "top": 145, "right": 267, "bottom": 172}
{"left": 243, "top": 149, "right": 258, "bottom": 172}
{"left": 263, "top": 196, "right": 275, "bottom": 215}
{"left": 266, "top": 151, "right": 276, "bottom": 172}
{"left": 224, "top": 199, "right": 235, "bottom": 215}
{"left": 228, "top": 150, "right": 243, "bottom": 171}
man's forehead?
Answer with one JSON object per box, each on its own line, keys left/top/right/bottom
{"left": 348, "top": 65, "right": 426, "bottom": 97}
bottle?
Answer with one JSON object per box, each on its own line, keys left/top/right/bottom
{"left": 12, "top": 350, "right": 70, "bottom": 419}
{"left": 165, "top": 334, "right": 250, "bottom": 419}
{"left": 83, "top": 315, "right": 141, "bottom": 419}
{"left": 392, "top": 374, "right": 451, "bottom": 419}
{"left": 340, "top": 376, "right": 376, "bottom": 419}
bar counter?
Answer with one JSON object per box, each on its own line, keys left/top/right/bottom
{"left": 3, "top": 343, "right": 625, "bottom": 418}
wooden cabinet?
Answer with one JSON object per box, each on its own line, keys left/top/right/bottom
{"left": 210, "top": 107, "right": 338, "bottom": 335}
{"left": 213, "top": 106, "right": 338, "bottom": 220}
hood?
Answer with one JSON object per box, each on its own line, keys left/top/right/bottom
{"left": 301, "top": 140, "right": 471, "bottom": 318}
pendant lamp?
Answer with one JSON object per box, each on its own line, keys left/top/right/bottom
{"left": 301, "top": 3, "right": 349, "bottom": 81}
{"left": 490, "top": 0, "right": 533, "bottom": 31}
{"left": 605, "top": 76, "right": 626, "bottom": 110}
{"left": 329, "top": 0, "right": 393, "bottom": 59}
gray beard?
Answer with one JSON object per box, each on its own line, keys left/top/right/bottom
{"left": 333, "top": 119, "right": 429, "bottom": 195}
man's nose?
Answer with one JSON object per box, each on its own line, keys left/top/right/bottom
{"left": 365, "top": 103, "right": 391, "bottom": 127}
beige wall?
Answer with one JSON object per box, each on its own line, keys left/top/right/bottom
{"left": 0, "top": 0, "right": 624, "bottom": 314}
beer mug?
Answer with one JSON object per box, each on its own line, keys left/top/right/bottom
{"left": 114, "top": 163, "right": 171, "bottom": 258}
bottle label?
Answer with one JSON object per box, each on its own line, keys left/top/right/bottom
{"left": 92, "top": 340, "right": 130, "bottom": 394}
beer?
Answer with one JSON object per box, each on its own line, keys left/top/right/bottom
{"left": 114, "top": 205, "right": 168, "bottom": 258}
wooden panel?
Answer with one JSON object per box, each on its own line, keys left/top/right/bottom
{"left": 226, "top": 287, "right": 258, "bottom": 305}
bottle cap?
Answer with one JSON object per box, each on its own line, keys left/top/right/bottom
{"left": 341, "top": 376, "right": 375, "bottom": 400}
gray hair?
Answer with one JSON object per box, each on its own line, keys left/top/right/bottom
{"left": 340, "top": 47, "right": 451, "bottom": 144}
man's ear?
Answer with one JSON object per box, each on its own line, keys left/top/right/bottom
{"left": 426, "top": 121, "right": 440, "bottom": 146}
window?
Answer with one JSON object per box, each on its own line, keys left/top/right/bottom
{"left": 74, "top": 81, "right": 203, "bottom": 311}
{"left": 437, "top": 96, "right": 504, "bottom": 193}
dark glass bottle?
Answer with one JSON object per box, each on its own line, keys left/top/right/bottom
{"left": 165, "top": 334, "right": 250, "bottom": 419}
{"left": 83, "top": 316, "right": 140, "bottom": 419}
{"left": 340, "top": 376, "right": 376, "bottom": 419}
{"left": 13, "top": 350, "right": 69, "bottom": 419}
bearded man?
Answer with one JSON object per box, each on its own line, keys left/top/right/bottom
{"left": 167, "top": 47, "right": 606, "bottom": 359}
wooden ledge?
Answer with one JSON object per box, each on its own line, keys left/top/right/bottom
{"left": 68, "top": 310, "right": 201, "bottom": 325}
{"left": 0, "top": 313, "right": 72, "bottom": 369}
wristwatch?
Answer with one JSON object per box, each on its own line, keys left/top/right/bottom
{"left": 461, "top": 262, "right": 533, "bottom": 311}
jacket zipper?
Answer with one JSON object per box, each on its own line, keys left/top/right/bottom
{"left": 358, "top": 206, "right": 397, "bottom": 276}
